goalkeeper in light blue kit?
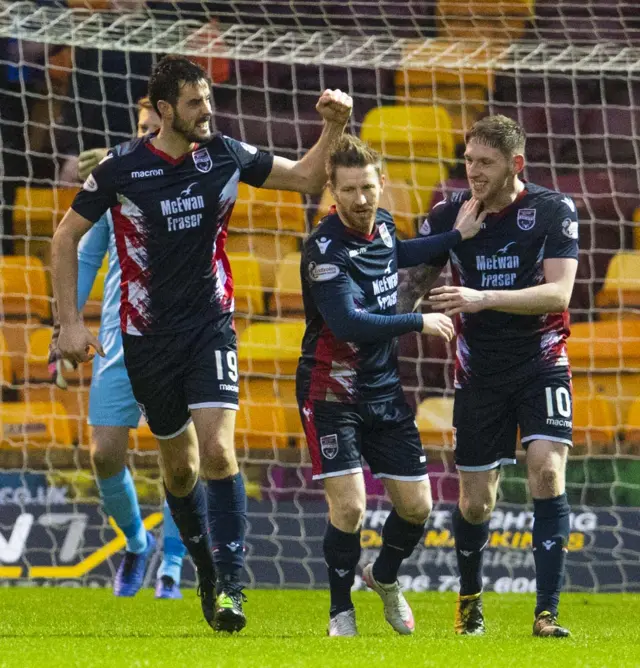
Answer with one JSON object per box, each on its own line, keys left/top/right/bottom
{"left": 51, "top": 98, "right": 186, "bottom": 598}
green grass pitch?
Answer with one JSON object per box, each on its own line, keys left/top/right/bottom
{"left": 0, "top": 590, "right": 638, "bottom": 667}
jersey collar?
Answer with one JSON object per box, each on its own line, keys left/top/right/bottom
{"left": 144, "top": 135, "right": 200, "bottom": 166}
{"left": 484, "top": 183, "right": 528, "bottom": 222}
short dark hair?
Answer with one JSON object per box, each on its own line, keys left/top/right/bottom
{"left": 327, "top": 134, "right": 382, "bottom": 186}
{"left": 466, "top": 115, "right": 526, "bottom": 158}
{"left": 148, "top": 56, "right": 209, "bottom": 116}
{"left": 137, "top": 96, "right": 153, "bottom": 112}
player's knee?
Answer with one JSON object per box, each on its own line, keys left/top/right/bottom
{"left": 330, "top": 500, "right": 365, "bottom": 533}
{"left": 164, "top": 463, "right": 199, "bottom": 496}
{"left": 397, "top": 496, "right": 432, "bottom": 525}
{"left": 459, "top": 497, "right": 493, "bottom": 524}
{"left": 90, "top": 445, "right": 121, "bottom": 479}
{"left": 532, "top": 465, "right": 563, "bottom": 497}
{"left": 200, "top": 446, "right": 237, "bottom": 479}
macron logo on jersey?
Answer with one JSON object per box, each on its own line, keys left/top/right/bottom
{"left": 131, "top": 169, "right": 164, "bottom": 178}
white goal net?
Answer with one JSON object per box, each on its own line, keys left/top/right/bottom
{"left": 0, "top": 1, "right": 639, "bottom": 593}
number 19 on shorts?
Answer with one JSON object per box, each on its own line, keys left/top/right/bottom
{"left": 215, "top": 350, "right": 238, "bottom": 382}
{"left": 545, "top": 386, "right": 571, "bottom": 418}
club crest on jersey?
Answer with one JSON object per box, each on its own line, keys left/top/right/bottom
{"left": 561, "top": 218, "right": 579, "bottom": 239}
{"left": 419, "top": 217, "right": 431, "bottom": 236}
{"left": 379, "top": 223, "right": 393, "bottom": 248}
{"left": 193, "top": 147, "right": 212, "bottom": 173}
{"left": 82, "top": 174, "right": 98, "bottom": 192}
{"left": 517, "top": 208, "right": 536, "bottom": 231}
{"left": 320, "top": 434, "right": 339, "bottom": 460}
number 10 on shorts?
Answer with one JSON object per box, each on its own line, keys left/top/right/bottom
{"left": 215, "top": 350, "right": 238, "bottom": 382}
{"left": 545, "top": 386, "right": 571, "bottom": 418}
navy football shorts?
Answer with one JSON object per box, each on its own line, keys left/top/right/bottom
{"left": 452, "top": 367, "right": 573, "bottom": 471}
{"left": 122, "top": 314, "right": 238, "bottom": 439}
{"left": 298, "top": 391, "right": 428, "bottom": 481}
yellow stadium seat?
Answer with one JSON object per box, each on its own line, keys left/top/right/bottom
{"left": 623, "top": 398, "right": 640, "bottom": 445}
{"left": 227, "top": 252, "right": 265, "bottom": 316}
{"left": 0, "top": 255, "right": 50, "bottom": 321}
{"left": 0, "top": 401, "right": 73, "bottom": 448}
{"left": 437, "top": 0, "right": 533, "bottom": 40}
{"left": 361, "top": 105, "right": 455, "bottom": 161}
{"left": 572, "top": 372, "right": 640, "bottom": 428}
{"left": 567, "top": 320, "right": 640, "bottom": 371}
{"left": 13, "top": 187, "right": 79, "bottom": 237}
{"left": 240, "top": 376, "right": 302, "bottom": 440}
{"left": 233, "top": 183, "right": 306, "bottom": 233}
{"left": 416, "top": 397, "right": 454, "bottom": 449}
{"left": 268, "top": 252, "right": 303, "bottom": 316}
{"left": 238, "top": 321, "right": 306, "bottom": 376}
{"left": 236, "top": 399, "right": 289, "bottom": 449}
{"left": 225, "top": 232, "right": 299, "bottom": 289}
{"left": 572, "top": 396, "right": 617, "bottom": 454}
{"left": 385, "top": 162, "right": 448, "bottom": 216}
{"left": 595, "top": 252, "right": 640, "bottom": 315}
{"left": 0, "top": 329, "right": 12, "bottom": 386}
{"left": 313, "top": 181, "right": 416, "bottom": 239}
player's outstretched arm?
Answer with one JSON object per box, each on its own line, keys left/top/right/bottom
{"left": 260, "top": 89, "right": 353, "bottom": 194}
{"left": 51, "top": 208, "right": 105, "bottom": 364}
{"left": 429, "top": 258, "right": 578, "bottom": 316}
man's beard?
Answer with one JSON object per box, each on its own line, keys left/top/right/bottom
{"left": 172, "top": 113, "right": 211, "bottom": 143}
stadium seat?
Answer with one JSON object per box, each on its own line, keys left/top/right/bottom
{"left": 238, "top": 321, "right": 306, "bottom": 376}
{"left": 572, "top": 396, "right": 618, "bottom": 455}
{"left": 240, "top": 376, "right": 302, "bottom": 441}
{"left": 233, "top": 183, "right": 306, "bottom": 233}
{"left": 567, "top": 319, "right": 640, "bottom": 371}
{"left": 634, "top": 207, "right": 640, "bottom": 250}
{"left": 572, "top": 372, "right": 640, "bottom": 431}
{"left": 436, "top": 0, "right": 533, "bottom": 40}
{"left": 0, "top": 329, "right": 12, "bottom": 386}
{"left": 385, "top": 162, "right": 449, "bottom": 217}
{"left": 268, "top": 252, "right": 303, "bottom": 316}
{"left": 361, "top": 105, "right": 455, "bottom": 162}
{"left": 416, "top": 396, "right": 454, "bottom": 449}
{"left": 236, "top": 399, "right": 289, "bottom": 450}
{"left": 0, "top": 256, "right": 50, "bottom": 321}
{"left": 128, "top": 419, "right": 158, "bottom": 452}
{"left": 227, "top": 252, "right": 265, "bottom": 316}
{"left": 623, "top": 398, "right": 640, "bottom": 445}
{"left": 0, "top": 401, "right": 73, "bottom": 449}
{"left": 12, "top": 187, "right": 79, "bottom": 237}
{"left": 595, "top": 252, "right": 640, "bottom": 316}
{"left": 225, "top": 232, "right": 299, "bottom": 289}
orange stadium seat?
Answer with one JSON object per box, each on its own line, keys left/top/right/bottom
{"left": 416, "top": 396, "right": 454, "bottom": 449}
{"left": 233, "top": 183, "right": 306, "bottom": 233}
{"left": 567, "top": 319, "right": 640, "bottom": 371}
{"left": 268, "top": 252, "right": 303, "bottom": 316}
{"left": 623, "top": 398, "right": 640, "bottom": 445}
{"left": 236, "top": 399, "right": 289, "bottom": 450}
{"left": 225, "top": 232, "right": 299, "bottom": 289}
{"left": 595, "top": 252, "right": 640, "bottom": 317}
{"left": 238, "top": 321, "right": 305, "bottom": 376}
{"left": 227, "top": 252, "right": 265, "bottom": 316}
{"left": 240, "top": 376, "right": 302, "bottom": 441}
{"left": 128, "top": 419, "right": 158, "bottom": 452}
{"left": 572, "top": 372, "right": 640, "bottom": 429}
{"left": 0, "top": 328, "right": 12, "bottom": 386}
{"left": 572, "top": 396, "right": 618, "bottom": 455}
{"left": 0, "top": 401, "right": 73, "bottom": 449}
{"left": 0, "top": 255, "right": 50, "bottom": 321}
{"left": 436, "top": 0, "right": 534, "bottom": 40}
{"left": 13, "top": 187, "right": 79, "bottom": 237}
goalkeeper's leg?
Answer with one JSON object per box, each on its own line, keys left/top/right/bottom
{"left": 91, "top": 426, "right": 155, "bottom": 597}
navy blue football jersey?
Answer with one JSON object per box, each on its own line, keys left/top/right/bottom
{"left": 298, "top": 209, "right": 424, "bottom": 404}
{"left": 71, "top": 133, "right": 273, "bottom": 335}
{"left": 418, "top": 182, "right": 579, "bottom": 387}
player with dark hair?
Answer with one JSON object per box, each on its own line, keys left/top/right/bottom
{"left": 50, "top": 55, "right": 353, "bottom": 633}
{"left": 297, "top": 134, "right": 485, "bottom": 636}
{"left": 397, "top": 115, "right": 579, "bottom": 638}
{"left": 49, "top": 97, "right": 186, "bottom": 600}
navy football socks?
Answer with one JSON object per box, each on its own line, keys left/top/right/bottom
{"left": 164, "top": 481, "right": 216, "bottom": 581}
{"left": 372, "top": 509, "right": 426, "bottom": 584}
{"left": 207, "top": 473, "right": 247, "bottom": 590}
{"left": 532, "top": 493, "right": 571, "bottom": 616}
{"left": 324, "top": 523, "right": 361, "bottom": 617}
{"left": 452, "top": 505, "right": 490, "bottom": 596}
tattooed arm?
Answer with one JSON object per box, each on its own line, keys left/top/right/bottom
{"left": 397, "top": 264, "right": 446, "bottom": 314}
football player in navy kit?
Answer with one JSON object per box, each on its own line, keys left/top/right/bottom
{"left": 297, "top": 135, "right": 485, "bottom": 637}
{"left": 397, "top": 116, "right": 579, "bottom": 638}
{"left": 51, "top": 55, "right": 353, "bottom": 633}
